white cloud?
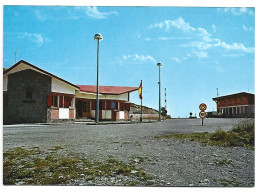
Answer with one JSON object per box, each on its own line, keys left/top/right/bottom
{"left": 181, "top": 41, "right": 213, "bottom": 50}
{"left": 77, "top": 6, "right": 118, "bottom": 19}
{"left": 182, "top": 38, "right": 254, "bottom": 53}
{"left": 242, "top": 24, "right": 254, "bottom": 31}
{"left": 173, "top": 57, "right": 181, "bottom": 63}
{"left": 158, "top": 37, "right": 192, "bottom": 40}
{"left": 18, "top": 32, "right": 50, "bottom": 47}
{"left": 148, "top": 17, "right": 195, "bottom": 32}
{"left": 219, "top": 42, "right": 254, "bottom": 53}
{"left": 35, "top": 10, "right": 48, "bottom": 21}
{"left": 192, "top": 50, "right": 208, "bottom": 58}
{"left": 149, "top": 16, "right": 254, "bottom": 56}
{"left": 223, "top": 53, "right": 243, "bottom": 57}
{"left": 218, "top": 7, "right": 254, "bottom": 16}
{"left": 122, "top": 54, "right": 156, "bottom": 63}
{"left": 149, "top": 17, "right": 211, "bottom": 38}
{"left": 212, "top": 25, "right": 216, "bottom": 33}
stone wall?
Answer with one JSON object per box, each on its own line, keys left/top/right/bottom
{"left": 129, "top": 114, "right": 159, "bottom": 120}
{"left": 4, "top": 69, "right": 51, "bottom": 124}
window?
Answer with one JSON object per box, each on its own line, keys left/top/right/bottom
{"left": 120, "top": 102, "right": 124, "bottom": 111}
{"left": 111, "top": 102, "right": 115, "bottom": 110}
{"left": 25, "top": 87, "right": 33, "bottom": 100}
{"left": 111, "top": 102, "right": 118, "bottom": 110}
{"left": 52, "top": 95, "right": 58, "bottom": 107}
{"left": 64, "top": 96, "right": 72, "bottom": 108}
{"left": 125, "top": 103, "right": 130, "bottom": 111}
{"left": 99, "top": 101, "right": 102, "bottom": 110}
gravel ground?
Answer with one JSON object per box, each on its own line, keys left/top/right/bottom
{"left": 3, "top": 118, "right": 254, "bottom": 187}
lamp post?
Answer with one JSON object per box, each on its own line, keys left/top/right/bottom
{"left": 157, "top": 62, "right": 162, "bottom": 121}
{"left": 94, "top": 33, "right": 103, "bottom": 123}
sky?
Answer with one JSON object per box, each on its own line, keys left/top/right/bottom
{"left": 3, "top": 5, "right": 255, "bottom": 118}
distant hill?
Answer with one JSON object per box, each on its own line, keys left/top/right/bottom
{"left": 130, "top": 103, "right": 158, "bottom": 114}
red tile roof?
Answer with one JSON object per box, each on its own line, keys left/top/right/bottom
{"left": 77, "top": 85, "right": 139, "bottom": 95}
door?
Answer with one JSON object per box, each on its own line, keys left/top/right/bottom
{"left": 77, "top": 100, "right": 83, "bottom": 118}
{"left": 99, "top": 101, "right": 102, "bottom": 120}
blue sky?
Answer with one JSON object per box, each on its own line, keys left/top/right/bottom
{"left": 3, "top": 6, "right": 255, "bottom": 117}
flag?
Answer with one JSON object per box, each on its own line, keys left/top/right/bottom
{"left": 138, "top": 81, "right": 142, "bottom": 99}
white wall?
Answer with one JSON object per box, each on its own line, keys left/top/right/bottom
{"left": 3, "top": 62, "right": 46, "bottom": 91}
{"left": 103, "top": 93, "right": 128, "bottom": 101}
{"left": 91, "top": 110, "right": 95, "bottom": 118}
{"left": 4, "top": 62, "right": 78, "bottom": 95}
{"left": 102, "top": 110, "right": 112, "bottom": 119}
{"left": 75, "top": 91, "right": 129, "bottom": 101}
{"left": 59, "top": 108, "right": 69, "bottom": 119}
{"left": 51, "top": 77, "right": 77, "bottom": 95}
{"left": 3, "top": 75, "right": 8, "bottom": 91}
{"left": 119, "top": 111, "right": 125, "bottom": 119}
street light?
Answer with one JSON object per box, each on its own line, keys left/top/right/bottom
{"left": 157, "top": 62, "right": 162, "bottom": 121}
{"left": 94, "top": 33, "right": 103, "bottom": 123}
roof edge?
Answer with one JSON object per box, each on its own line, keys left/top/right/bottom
{"left": 212, "top": 92, "right": 255, "bottom": 100}
{"left": 4, "top": 60, "right": 79, "bottom": 89}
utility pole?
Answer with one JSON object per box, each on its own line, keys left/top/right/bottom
{"left": 15, "top": 50, "right": 17, "bottom": 64}
{"left": 165, "top": 88, "right": 167, "bottom": 120}
{"left": 157, "top": 62, "right": 162, "bottom": 121}
{"left": 94, "top": 34, "right": 103, "bottom": 123}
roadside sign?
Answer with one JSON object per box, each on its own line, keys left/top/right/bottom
{"left": 199, "top": 103, "right": 207, "bottom": 125}
{"left": 199, "top": 111, "right": 207, "bottom": 119}
{"left": 199, "top": 103, "right": 207, "bottom": 111}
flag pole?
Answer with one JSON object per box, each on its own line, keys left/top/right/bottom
{"left": 141, "top": 80, "right": 143, "bottom": 122}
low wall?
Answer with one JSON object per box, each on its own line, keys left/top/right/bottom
{"left": 130, "top": 114, "right": 159, "bottom": 120}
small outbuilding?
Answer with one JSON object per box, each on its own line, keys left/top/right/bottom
{"left": 212, "top": 92, "right": 255, "bottom": 118}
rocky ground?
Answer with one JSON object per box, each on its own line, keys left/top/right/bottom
{"left": 3, "top": 118, "right": 254, "bottom": 186}
{"left": 129, "top": 103, "right": 158, "bottom": 114}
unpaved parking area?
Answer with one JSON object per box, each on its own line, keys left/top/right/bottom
{"left": 3, "top": 118, "right": 254, "bottom": 186}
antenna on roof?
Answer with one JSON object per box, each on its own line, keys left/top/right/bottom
{"left": 217, "top": 88, "right": 219, "bottom": 97}
{"left": 15, "top": 49, "right": 17, "bottom": 64}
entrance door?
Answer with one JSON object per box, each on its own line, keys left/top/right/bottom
{"left": 77, "top": 100, "right": 83, "bottom": 117}
{"left": 99, "top": 101, "right": 102, "bottom": 120}
{"left": 229, "top": 108, "right": 232, "bottom": 117}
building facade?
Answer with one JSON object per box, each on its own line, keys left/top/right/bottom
{"left": 212, "top": 92, "right": 255, "bottom": 118}
{"left": 3, "top": 60, "right": 138, "bottom": 124}
{"left": 75, "top": 85, "right": 137, "bottom": 121}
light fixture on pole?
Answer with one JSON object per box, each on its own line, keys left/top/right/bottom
{"left": 94, "top": 33, "right": 103, "bottom": 123}
{"left": 157, "top": 62, "right": 162, "bottom": 121}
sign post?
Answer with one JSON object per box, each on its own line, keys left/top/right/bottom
{"left": 199, "top": 103, "right": 207, "bottom": 126}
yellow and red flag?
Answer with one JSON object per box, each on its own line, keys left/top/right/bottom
{"left": 138, "top": 81, "right": 142, "bottom": 99}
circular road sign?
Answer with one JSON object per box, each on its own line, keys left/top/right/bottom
{"left": 199, "top": 103, "right": 207, "bottom": 111}
{"left": 199, "top": 111, "right": 207, "bottom": 119}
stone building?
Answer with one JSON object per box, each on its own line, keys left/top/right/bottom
{"left": 212, "top": 92, "right": 255, "bottom": 118}
{"left": 3, "top": 60, "right": 138, "bottom": 124}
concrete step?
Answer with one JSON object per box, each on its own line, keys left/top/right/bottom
{"left": 75, "top": 118, "right": 95, "bottom": 122}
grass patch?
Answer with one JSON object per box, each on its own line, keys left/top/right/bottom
{"left": 122, "top": 141, "right": 142, "bottom": 146}
{"left": 155, "top": 120, "right": 254, "bottom": 149}
{"left": 220, "top": 177, "right": 241, "bottom": 187}
{"left": 3, "top": 147, "right": 153, "bottom": 186}
{"left": 48, "top": 146, "right": 63, "bottom": 151}
{"left": 215, "top": 159, "right": 232, "bottom": 165}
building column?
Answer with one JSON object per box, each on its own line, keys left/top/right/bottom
{"left": 72, "top": 97, "right": 76, "bottom": 118}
